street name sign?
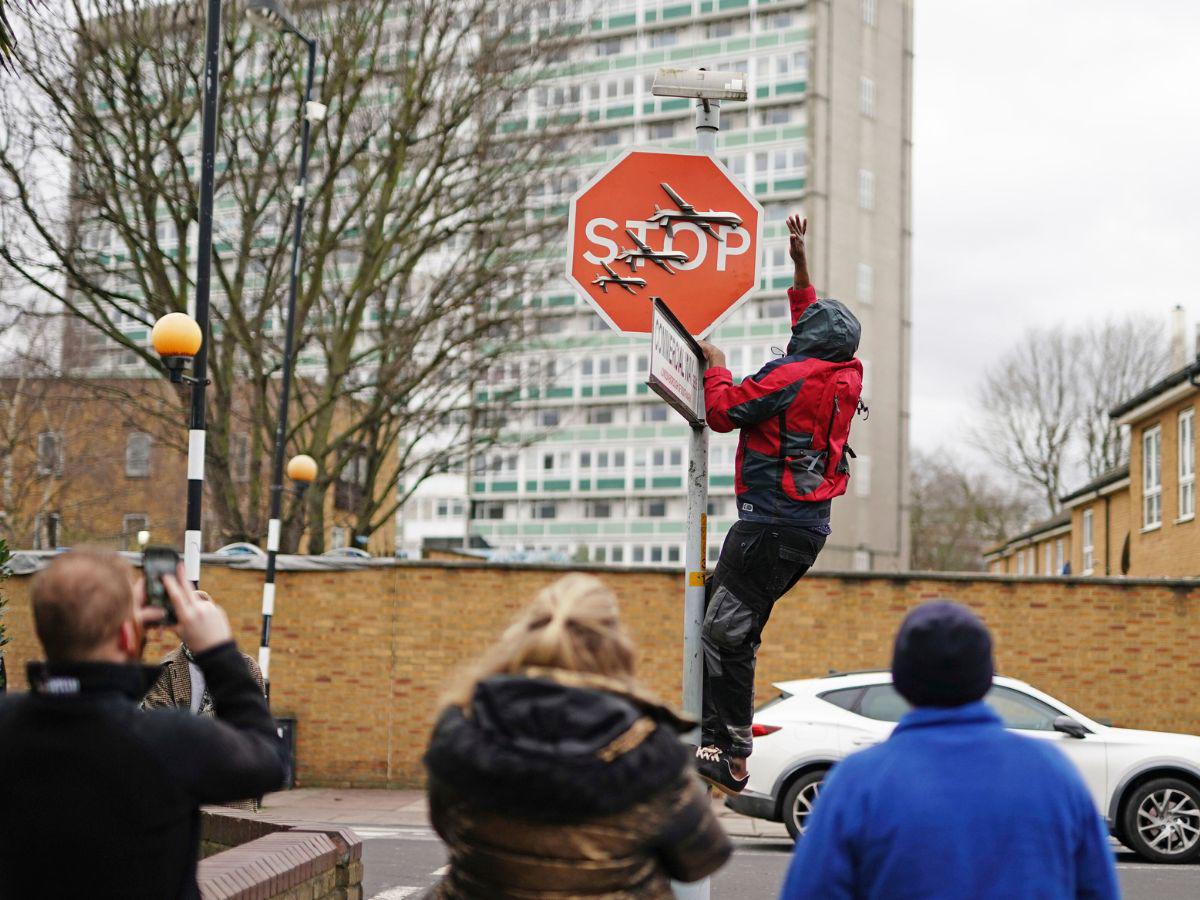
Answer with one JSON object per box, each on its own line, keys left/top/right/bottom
{"left": 565, "top": 148, "right": 763, "bottom": 336}
{"left": 648, "top": 298, "right": 705, "bottom": 427}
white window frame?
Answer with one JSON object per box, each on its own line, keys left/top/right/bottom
{"left": 858, "top": 169, "right": 875, "bottom": 211}
{"left": 856, "top": 262, "right": 874, "bottom": 304}
{"left": 854, "top": 454, "right": 872, "bottom": 498}
{"left": 1043, "top": 543, "right": 1053, "bottom": 576}
{"left": 1143, "top": 425, "right": 1163, "bottom": 530}
{"left": 862, "top": 0, "right": 878, "bottom": 27}
{"left": 1055, "top": 539, "right": 1065, "bottom": 576}
{"left": 125, "top": 432, "right": 152, "bottom": 478}
{"left": 36, "top": 431, "right": 64, "bottom": 477}
{"left": 1179, "top": 408, "right": 1195, "bottom": 522}
{"left": 859, "top": 75, "right": 876, "bottom": 118}
{"left": 1081, "top": 509, "right": 1095, "bottom": 574}
{"left": 1016, "top": 550, "right": 1025, "bottom": 576}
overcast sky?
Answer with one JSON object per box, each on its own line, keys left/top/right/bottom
{"left": 910, "top": 0, "right": 1200, "bottom": 463}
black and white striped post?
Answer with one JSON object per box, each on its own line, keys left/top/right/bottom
{"left": 151, "top": 312, "right": 206, "bottom": 570}
{"left": 246, "top": 0, "right": 322, "bottom": 696}
{"left": 258, "top": 454, "right": 316, "bottom": 693}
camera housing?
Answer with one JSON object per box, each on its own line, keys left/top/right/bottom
{"left": 651, "top": 67, "right": 749, "bottom": 101}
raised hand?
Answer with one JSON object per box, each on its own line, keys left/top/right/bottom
{"left": 162, "top": 564, "right": 233, "bottom": 654}
{"left": 787, "top": 214, "right": 810, "bottom": 289}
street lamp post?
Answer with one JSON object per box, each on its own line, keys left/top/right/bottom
{"left": 248, "top": 0, "right": 323, "bottom": 693}
{"left": 181, "top": 0, "right": 225, "bottom": 587}
{"left": 255, "top": 453, "right": 317, "bottom": 696}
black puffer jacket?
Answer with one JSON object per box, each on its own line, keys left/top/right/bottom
{"left": 424, "top": 668, "right": 731, "bottom": 898}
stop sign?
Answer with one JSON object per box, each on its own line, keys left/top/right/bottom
{"left": 565, "top": 149, "right": 762, "bottom": 336}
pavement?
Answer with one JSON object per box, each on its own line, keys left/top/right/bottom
{"left": 258, "top": 788, "right": 1200, "bottom": 899}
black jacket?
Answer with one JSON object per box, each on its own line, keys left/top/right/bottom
{"left": 425, "top": 669, "right": 732, "bottom": 898}
{"left": 0, "top": 641, "right": 287, "bottom": 900}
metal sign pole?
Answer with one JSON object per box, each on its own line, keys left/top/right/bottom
{"left": 672, "top": 97, "right": 720, "bottom": 900}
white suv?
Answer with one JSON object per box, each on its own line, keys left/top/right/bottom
{"left": 727, "top": 670, "right": 1200, "bottom": 863}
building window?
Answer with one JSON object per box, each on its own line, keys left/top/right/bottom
{"left": 1082, "top": 509, "right": 1095, "bottom": 574}
{"left": 335, "top": 449, "right": 369, "bottom": 512}
{"left": 477, "top": 502, "right": 505, "bottom": 520}
{"left": 1055, "top": 539, "right": 1065, "bottom": 575}
{"left": 34, "top": 511, "right": 62, "bottom": 550}
{"left": 1016, "top": 550, "right": 1025, "bottom": 576}
{"left": 858, "top": 169, "right": 875, "bottom": 210}
{"left": 330, "top": 526, "right": 347, "bottom": 550}
{"left": 230, "top": 432, "right": 251, "bottom": 482}
{"left": 531, "top": 502, "right": 557, "bottom": 520}
{"left": 862, "top": 0, "right": 878, "bottom": 27}
{"left": 641, "top": 499, "right": 667, "bottom": 518}
{"left": 125, "top": 432, "right": 152, "bottom": 478}
{"left": 859, "top": 76, "right": 876, "bottom": 118}
{"left": 1179, "top": 408, "right": 1195, "bottom": 521}
{"left": 122, "top": 514, "right": 149, "bottom": 550}
{"left": 856, "top": 263, "right": 874, "bottom": 304}
{"left": 36, "top": 431, "right": 64, "bottom": 477}
{"left": 587, "top": 407, "right": 614, "bottom": 425}
{"left": 1143, "top": 425, "right": 1162, "bottom": 529}
{"left": 853, "top": 454, "right": 871, "bottom": 498}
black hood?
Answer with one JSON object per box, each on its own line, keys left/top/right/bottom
{"left": 425, "top": 672, "right": 692, "bottom": 821}
{"left": 787, "top": 298, "right": 861, "bottom": 361}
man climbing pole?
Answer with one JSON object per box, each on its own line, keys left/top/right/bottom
{"left": 695, "top": 215, "right": 864, "bottom": 794}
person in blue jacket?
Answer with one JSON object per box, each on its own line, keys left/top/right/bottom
{"left": 781, "top": 601, "right": 1119, "bottom": 900}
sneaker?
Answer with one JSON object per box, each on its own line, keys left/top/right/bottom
{"left": 694, "top": 744, "right": 749, "bottom": 796}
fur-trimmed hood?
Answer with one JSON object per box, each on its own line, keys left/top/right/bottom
{"left": 424, "top": 669, "right": 694, "bottom": 822}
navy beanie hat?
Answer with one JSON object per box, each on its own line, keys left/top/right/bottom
{"left": 891, "top": 601, "right": 994, "bottom": 708}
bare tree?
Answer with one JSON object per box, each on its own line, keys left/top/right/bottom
{"left": 973, "top": 316, "right": 1170, "bottom": 515}
{"left": 1077, "top": 317, "right": 1172, "bottom": 478}
{"left": 910, "top": 449, "right": 1036, "bottom": 572}
{"left": 1, "top": 0, "right": 577, "bottom": 551}
{"left": 974, "top": 330, "right": 1078, "bottom": 515}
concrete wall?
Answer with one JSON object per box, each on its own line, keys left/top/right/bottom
{"left": 5, "top": 561, "right": 1199, "bottom": 786}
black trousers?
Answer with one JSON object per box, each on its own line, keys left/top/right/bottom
{"left": 701, "top": 521, "right": 826, "bottom": 758}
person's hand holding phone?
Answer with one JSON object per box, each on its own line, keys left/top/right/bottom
{"left": 161, "top": 564, "right": 233, "bottom": 654}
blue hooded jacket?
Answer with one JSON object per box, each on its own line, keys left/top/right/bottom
{"left": 780, "top": 702, "right": 1119, "bottom": 900}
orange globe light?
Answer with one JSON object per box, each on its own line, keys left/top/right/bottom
{"left": 151, "top": 312, "right": 203, "bottom": 358}
{"left": 286, "top": 454, "right": 318, "bottom": 484}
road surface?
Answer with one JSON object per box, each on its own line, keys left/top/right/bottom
{"left": 352, "top": 825, "right": 1200, "bottom": 899}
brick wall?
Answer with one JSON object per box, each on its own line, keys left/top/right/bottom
{"left": 4, "top": 561, "right": 1200, "bottom": 786}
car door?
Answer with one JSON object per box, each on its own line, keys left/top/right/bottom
{"left": 984, "top": 686, "right": 1108, "bottom": 809}
{"left": 831, "top": 684, "right": 900, "bottom": 754}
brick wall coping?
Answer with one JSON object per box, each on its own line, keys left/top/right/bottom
{"left": 198, "top": 809, "right": 363, "bottom": 899}
{"left": 7, "top": 549, "right": 1200, "bottom": 588}
{"left": 197, "top": 831, "right": 337, "bottom": 899}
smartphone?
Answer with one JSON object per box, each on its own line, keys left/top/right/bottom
{"left": 143, "top": 546, "right": 181, "bottom": 626}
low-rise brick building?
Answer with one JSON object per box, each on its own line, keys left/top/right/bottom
{"left": 0, "top": 377, "right": 395, "bottom": 555}
{"left": 987, "top": 355, "right": 1200, "bottom": 577}
{"left": 984, "top": 512, "right": 1071, "bottom": 576}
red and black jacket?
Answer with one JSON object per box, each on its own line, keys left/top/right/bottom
{"left": 705, "top": 285, "right": 863, "bottom": 527}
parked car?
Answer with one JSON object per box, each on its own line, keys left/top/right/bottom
{"left": 728, "top": 670, "right": 1200, "bottom": 863}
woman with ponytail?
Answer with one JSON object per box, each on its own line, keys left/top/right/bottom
{"left": 423, "top": 574, "right": 731, "bottom": 898}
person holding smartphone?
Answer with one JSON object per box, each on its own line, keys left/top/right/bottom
{"left": 0, "top": 548, "right": 287, "bottom": 899}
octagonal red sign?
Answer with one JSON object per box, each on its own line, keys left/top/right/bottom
{"left": 565, "top": 148, "right": 763, "bottom": 337}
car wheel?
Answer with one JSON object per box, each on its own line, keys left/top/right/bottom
{"left": 1122, "top": 778, "right": 1200, "bottom": 863}
{"left": 782, "top": 769, "right": 827, "bottom": 841}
